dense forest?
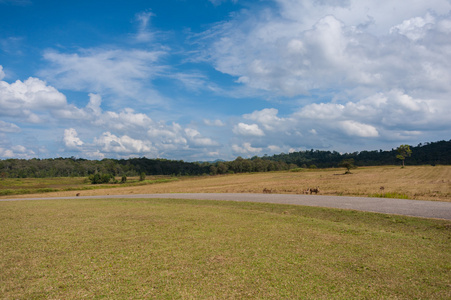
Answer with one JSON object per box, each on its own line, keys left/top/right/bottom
{"left": 0, "top": 140, "right": 450, "bottom": 178}
{"left": 260, "top": 140, "right": 451, "bottom": 168}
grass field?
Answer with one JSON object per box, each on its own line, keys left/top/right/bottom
{"left": 1, "top": 198, "right": 450, "bottom": 299}
{"left": 0, "top": 176, "right": 177, "bottom": 197}
{"left": 2, "top": 165, "right": 450, "bottom": 202}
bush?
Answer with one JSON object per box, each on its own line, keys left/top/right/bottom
{"left": 88, "top": 173, "right": 114, "bottom": 184}
{"left": 139, "top": 172, "right": 146, "bottom": 181}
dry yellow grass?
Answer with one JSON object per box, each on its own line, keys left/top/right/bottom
{"left": 5, "top": 165, "right": 450, "bottom": 202}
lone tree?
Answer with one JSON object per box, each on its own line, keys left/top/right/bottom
{"left": 396, "top": 144, "right": 412, "bottom": 168}
{"left": 139, "top": 172, "right": 146, "bottom": 181}
{"left": 339, "top": 158, "right": 356, "bottom": 174}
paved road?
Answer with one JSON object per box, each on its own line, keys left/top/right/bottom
{"left": 2, "top": 193, "right": 451, "bottom": 220}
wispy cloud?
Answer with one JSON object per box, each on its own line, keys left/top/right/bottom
{"left": 0, "top": 120, "right": 21, "bottom": 133}
{"left": 135, "top": 10, "right": 155, "bottom": 42}
{"left": 40, "top": 48, "right": 168, "bottom": 105}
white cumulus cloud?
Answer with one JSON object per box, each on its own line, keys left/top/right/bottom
{"left": 390, "top": 14, "right": 435, "bottom": 41}
{"left": 243, "top": 108, "right": 288, "bottom": 131}
{"left": 196, "top": 0, "right": 451, "bottom": 129}
{"left": 232, "top": 142, "right": 262, "bottom": 155}
{"left": 63, "top": 128, "right": 84, "bottom": 150}
{"left": 0, "top": 74, "right": 68, "bottom": 122}
{"left": 339, "top": 120, "right": 379, "bottom": 137}
{"left": 0, "top": 145, "right": 35, "bottom": 159}
{"left": 94, "top": 132, "right": 154, "bottom": 154}
{"left": 233, "top": 123, "right": 265, "bottom": 136}
{"left": 185, "top": 128, "right": 219, "bottom": 147}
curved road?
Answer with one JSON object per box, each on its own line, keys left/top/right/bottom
{"left": 2, "top": 193, "right": 451, "bottom": 220}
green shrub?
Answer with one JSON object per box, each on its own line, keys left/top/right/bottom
{"left": 139, "top": 172, "right": 146, "bottom": 181}
{"left": 0, "top": 189, "right": 14, "bottom": 196}
{"left": 88, "top": 173, "right": 114, "bottom": 184}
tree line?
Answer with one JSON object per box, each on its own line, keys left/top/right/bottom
{"left": 0, "top": 140, "right": 449, "bottom": 178}
{"left": 260, "top": 140, "right": 451, "bottom": 168}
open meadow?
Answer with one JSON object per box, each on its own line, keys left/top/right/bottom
{"left": 1, "top": 198, "right": 450, "bottom": 299}
{"left": 1, "top": 165, "right": 450, "bottom": 298}
{"left": 2, "top": 165, "right": 450, "bottom": 202}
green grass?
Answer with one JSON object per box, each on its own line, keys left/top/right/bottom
{"left": 1, "top": 198, "right": 450, "bottom": 299}
{"left": 0, "top": 177, "right": 178, "bottom": 196}
{"left": 368, "top": 192, "right": 410, "bottom": 199}
{"left": 0, "top": 188, "right": 61, "bottom": 196}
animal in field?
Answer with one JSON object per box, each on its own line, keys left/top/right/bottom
{"left": 309, "top": 187, "right": 320, "bottom": 194}
{"left": 263, "top": 188, "right": 272, "bottom": 194}
{"left": 76, "top": 193, "right": 80, "bottom": 196}
{"left": 303, "top": 188, "right": 310, "bottom": 194}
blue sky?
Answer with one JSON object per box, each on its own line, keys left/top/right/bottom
{"left": 1, "top": 0, "right": 450, "bottom": 161}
